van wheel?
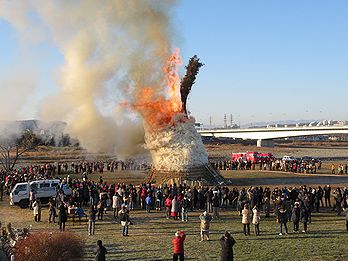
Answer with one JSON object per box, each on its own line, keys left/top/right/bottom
{"left": 19, "top": 199, "right": 29, "bottom": 209}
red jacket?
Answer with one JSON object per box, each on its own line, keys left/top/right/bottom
{"left": 172, "top": 232, "right": 186, "bottom": 254}
{"left": 165, "top": 198, "right": 172, "bottom": 208}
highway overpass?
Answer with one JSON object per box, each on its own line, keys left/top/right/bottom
{"left": 198, "top": 125, "right": 348, "bottom": 146}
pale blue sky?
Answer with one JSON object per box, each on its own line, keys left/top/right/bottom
{"left": 0, "top": 1, "right": 347, "bottom": 125}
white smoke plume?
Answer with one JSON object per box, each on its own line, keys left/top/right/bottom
{"left": 0, "top": 0, "right": 177, "bottom": 159}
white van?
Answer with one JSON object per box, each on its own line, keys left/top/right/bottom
{"left": 10, "top": 179, "right": 72, "bottom": 208}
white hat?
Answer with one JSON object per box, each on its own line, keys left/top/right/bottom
{"left": 175, "top": 231, "right": 180, "bottom": 237}
{"left": 203, "top": 211, "right": 207, "bottom": 215}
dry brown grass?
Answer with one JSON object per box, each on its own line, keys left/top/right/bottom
{"left": 15, "top": 231, "right": 84, "bottom": 261}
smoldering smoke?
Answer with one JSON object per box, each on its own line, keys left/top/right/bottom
{"left": 0, "top": 0, "right": 177, "bottom": 159}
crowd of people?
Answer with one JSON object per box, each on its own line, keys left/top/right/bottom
{"left": 1, "top": 165, "right": 348, "bottom": 260}
{"left": 22, "top": 175, "right": 348, "bottom": 260}
{"left": 212, "top": 158, "right": 348, "bottom": 175}
{"left": 0, "top": 159, "right": 150, "bottom": 196}
{"left": 18, "top": 173, "right": 348, "bottom": 233}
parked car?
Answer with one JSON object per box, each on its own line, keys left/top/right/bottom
{"left": 10, "top": 179, "right": 71, "bottom": 208}
{"left": 300, "top": 156, "right": 319, "bottom": 162}
{"left": 282, "top": 155, "right": 296, "bottom": 162}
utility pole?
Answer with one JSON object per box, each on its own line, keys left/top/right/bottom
{"left": 230, "top": 114, "right": 233, "bottom": 127}
{"left": 209, "top": 116, "right": 212, "bottom": 129}
{"left": 224, "top": 114, "right": 227, "bottom": 129}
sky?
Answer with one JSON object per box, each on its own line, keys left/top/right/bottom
{"left": 0, "top": 0, "right": 348, "bottom": 126}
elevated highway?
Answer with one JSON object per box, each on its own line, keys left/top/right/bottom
{"left": 198, "top": 125, "right": 348, "bottom": 146}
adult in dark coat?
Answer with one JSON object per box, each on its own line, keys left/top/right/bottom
{"left": 277, "top": 206, "right": 288, "bottom": 235}
{"left": 220, "top": 231, "right": 236, "bottom": 261}
{"left": 291, "top": 202, "right": 301, "bottom": 232}
{"left": 58, "top": 204, "right": 68, "bottom": 231}
{"left": 95, "top": 240, "right": 107, "bottom": 261}
{"left": 301, "top": 207, "right": 309, "bottom": 233}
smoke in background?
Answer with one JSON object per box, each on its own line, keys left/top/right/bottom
{"left": 0, "top": 0, "right": 177, "bottom": 159}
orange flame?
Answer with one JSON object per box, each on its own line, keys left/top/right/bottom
{"left": 132, "top": 49, "right": 184, "bottom": 129}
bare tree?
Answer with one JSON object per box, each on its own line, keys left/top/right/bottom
{"left": 0, "top": 130, "right": 39, "bottom": 173}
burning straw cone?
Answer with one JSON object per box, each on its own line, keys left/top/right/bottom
{"left": 134, "top": 51, "right": 225, "bottom": 185}
{"left": 144, "top": 114, "right": 225, "bottom": 185}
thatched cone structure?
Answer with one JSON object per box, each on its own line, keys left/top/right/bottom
{"left": 145, "top": 164, "right": 227, "bottom": 186}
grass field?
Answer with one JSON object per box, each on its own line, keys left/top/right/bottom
{"left": 1, "top": 170, "right": 348, "bottom": 261}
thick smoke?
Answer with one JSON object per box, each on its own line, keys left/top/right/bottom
{"left": 0, "top": 0, "right": 177, "bottom": 159}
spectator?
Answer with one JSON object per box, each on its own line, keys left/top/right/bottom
{"left": 212, "top": 192, "right": 220, "bottom": 219}
{"left": 252, "top": 205, "right": 260, "bottom": 236}
{"left": 119, "top": 205, "right": 131, "bottom": 236}
{"left": 291, "top": 202, "right": 301, "bottom": 232}
{"left": 97, "top": 201, "right": 104, "bottom": 220}
{"left": 112, "top": 193, "right": 121, "bottom": 218}
{"left": 171, "top": 196, "right": 179, "bottom": 220}
{"left": 48, "top": 198, "right": 56, "bottom": 223}
{"left": 145, "top": 194, "right": 152, "bottom": 213}
{"left": 220, "top": 231, "right": 236, "bottom": 261}
{"left": 277, "top": 205, "right": 288, "bottom": 236}
{"left": 241, "top": 204, "right": 251, "bottom": 236}
{"left": 58, "top": 204, "right": 67, "bottom": 232}
{"left": 29, "top": 189, "right": 36, "bottom": 210}
{"left": 172, "top": 230, "right": 186, "bottom": 261}
{"left": 165, "top": 196, "right": 172, "bottom": 219}
{"left": 301, "top": 205, "right": 310, "bottom": 233}
{"left": 95, "top": 240, "right": 107, "bottom": 261}
{"left": 199, "top": 211, "right": 212, "bottom": 241}
{"left": 180, "top": 195, "right": 189, "bottom": 222}
{"left": 89, "top": 206, "right": 97, "bottom": 236}
{"left": 33, "top": 199, "right": 41, "bottom": 222}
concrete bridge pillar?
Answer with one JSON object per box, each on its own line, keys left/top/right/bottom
{"left": 257, "top": 139, "right": 275, "bottom": 147}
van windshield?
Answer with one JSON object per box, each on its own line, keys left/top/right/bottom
{"left": 15, "top": 184, "right": 27, "bottom": 192}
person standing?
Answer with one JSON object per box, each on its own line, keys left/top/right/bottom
{"left": 220, "top": 231, "right": 236, "bottom": 261}
{"left": 95, "top": 240, "right": 107, "bottom": 261}
{"left": 212, "top": 192, "right": 220, "bottom": 219}
{"left": 33, "top": 199, "right": 41, "bottom": 222}
{"left": 277, "top": 205, "right": 288, "bottom": 236}
{"left": 199, "top": 211, "right": 212, "bottom": 241}
{"left": 112, "top": 193, "right": 121, "bottom": 218}
{"left": 145, "top": 194, "right": 152, "bottom": 213}
{"left": 172, "top": 230, "right": 186, "bottom": 261}
{"left": 241, "top": 204, "right": 251, "bottom": 236}
{"left": 264, "top": 196, "right": 271, "bottom": 218}
{"left": 252, "top": 205, "right": 260, "bottom": 236}
{"left": 48, "top": 198, "right": 56, "bottom": 223}
{"left": 165, "top": 196, "right": 172, "bottom": 219}
{"left": 301, "top": 205, "right": 310, "bottom": 233}
{"left": 324, "top": 185, "right": 331, "bottom": 208}
{"left": 180, "top": 195, "right": 189, "bottom": 222}
{"left": 58, "top": 204, "right": 68, "bottom": 232}
{"left": 29, "top": 189, "right": 36, "bottom": 210}
{"left": 291, "top": 202, "right": 301, "bottom": 232}
{"left": 171, "top": 196, "right": 179, "bottom": 220}
{"left": 89, "top": 206, "right": 97, "bottom": 236}
{"left": 97, "top": 200, "right": 104, "bottom": 221}
{"left": 119, "top": 205, "right": 131, "bottom": 236}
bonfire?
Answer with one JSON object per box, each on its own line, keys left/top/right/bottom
{"left": 132, "top": 50, "right": 224, "bottom": 185}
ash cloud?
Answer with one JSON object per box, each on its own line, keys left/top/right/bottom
{"left": 0, "top": 0, "right": 177, "bottom": 159}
